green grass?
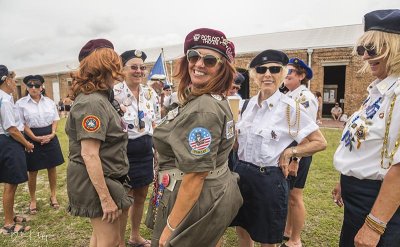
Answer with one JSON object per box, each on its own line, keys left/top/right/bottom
{"left": 0, "top": 121, "right": 343, "bottom": 246}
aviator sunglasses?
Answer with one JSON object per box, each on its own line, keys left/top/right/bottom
{"left": 186, "top": 49, "right": 223, "bottom": 68}
{"left": 255, "top": 66, "right": 282, "bottom": 74}
{"left": 356, "top": 45, "right": 377, "bottom": 57}
{"left": 27, "top": 83, "right": 42, "bottom": 89}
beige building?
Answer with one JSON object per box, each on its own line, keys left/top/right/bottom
{"left": 15, "top": 24, "right": 372, "bottom": 116}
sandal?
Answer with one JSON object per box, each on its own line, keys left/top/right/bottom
{"left": 1, "top": 224, "right": 30, "bottom": 235}
{"left": 127, "top": 239, "right": 151, "bottom": 247}
{"left": 28, "top": 202, "right": 37, "bottom": 215}
{"left": 49, "top": 198, "right": 60, "bottom": 210}
{"left": 13, "top": 215, "right": 29, "bottom": 223}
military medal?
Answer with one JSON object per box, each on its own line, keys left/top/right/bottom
{"left": 351, "top": 123, "right": 357, "bottom": 129}
{"left": 341, "top": 130, "right": 355, "bottom": 152}
{"left": 146, "top": 102, "right": 151, "bottom": 109}
{"left": 355, "top": 124, "right": 368, "bottom": 149}
{"left": 379, "top": 112, "right": 384, "bottom": 119}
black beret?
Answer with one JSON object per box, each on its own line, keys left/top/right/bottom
{"left": 234, "top": 73, "right": 245, "bottom": 85}
{"left": 120, "top": 50, "right": 147, "bottom": 66}
{"left": 78, "top": 38, "right": 114, "bottom": 62}
{"left": 249, "top": 49, "right": 289, "bottom": 68}
{"left": 288, "top": 57, "right": 313, "bottom": 80}
{"left": 0, "top": 65, "right": 8, "bottom": 82}
{"left": 364, "top": 9, "right": 400, "bottom": 34}
{"left": 23, "top": 75, "right": 45, "bottom": 85}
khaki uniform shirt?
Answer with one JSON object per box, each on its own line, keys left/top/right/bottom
{"left": 66, "top": 91, "right": 129, "bottom": 178}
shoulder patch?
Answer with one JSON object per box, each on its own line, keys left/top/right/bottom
{"left": 82, "top": 115, "right": 101, "bottom": 132}
{"left": 188, "top": 127, "right": 212, "bottom": 156}
{"left": 226, "top": 120, "right": 235, "bottom": 139}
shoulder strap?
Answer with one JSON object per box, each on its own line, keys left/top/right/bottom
{"left": 240, "top": 99, "right": 250, "bottom": 117}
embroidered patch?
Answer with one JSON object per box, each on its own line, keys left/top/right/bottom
{"left": 301, "top": 101, "right": 310, "bottom": 108}
{"left": 82, "top": 115, "right": 101, "bottom": 132}
{"left": 188, "top": 127, "right": 212, "bottom": 155}
{"left": 226, "top": 120, "right": 234, "bottom": 139}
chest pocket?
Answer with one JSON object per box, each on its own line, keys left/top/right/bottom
{"left": 256, "top": 128, "right": 280, "bottom": 158}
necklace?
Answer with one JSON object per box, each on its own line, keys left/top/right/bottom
{"left": 287, "top": 101, "right": 300, "bottom": 138}
{"left": 380, "top": 94, "right": 400, "bottom": 169}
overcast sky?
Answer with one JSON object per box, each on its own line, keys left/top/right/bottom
{"left": 0, "top": 0, "right": 398, "bottom": 69}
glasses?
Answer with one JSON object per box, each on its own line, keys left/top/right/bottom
{"left": 255, "top": 66, "right": 282, "bottom": 74}
{"left": 111, "top": 99, "right": 125, "bottom": 117}
{"left": 186, "top": 49, "right": 223, "bottom": 68}
{"left": 287, "top": 68, "right": 299, "bottom": 75}
{"left": 356, "top": 45, "right": 377, "bottom": 56}
{"left": 127, "top": 65, "right": 147, "bottom": 71}
{"left": 27, "top": 83, "right": 41, "bottom": 89}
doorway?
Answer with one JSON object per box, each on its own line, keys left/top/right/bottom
{"left": 322, "top": 66, "right": 346, "bottom": 117}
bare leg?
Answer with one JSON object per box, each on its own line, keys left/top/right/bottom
{"left": 284, "top": 205, "right": 292, "bottom": 240}
{"left": 48, "top": 167, "right": 59, "bottom": 206}
{"left": 285, "top": 188, "right": 305, "bottom": 247}
{"left": 90, "top": 216, "right": 122, "bottom": 247}
{"left": 118, "top": 208, "right": 129, "bottom": 247}
{"left": 2, "top": 183, "right": 30, "bottom": 232}
{"left": 128, "top": 185, "right": 150, "bottom": 245}
{"left": 236, "top": 226, "right": 254, "bottom": 247}
{"left": 28, "top": 171, "right": 38, "bottom": 210}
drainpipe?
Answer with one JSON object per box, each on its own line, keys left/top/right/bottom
{"left": 307, "top": 48, "right": 313, "bottom": 89}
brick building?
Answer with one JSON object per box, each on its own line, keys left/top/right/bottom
{"left": 14, "top": 24, "right": 372, "bottom": 116}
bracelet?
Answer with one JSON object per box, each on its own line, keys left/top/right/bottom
{"left": 365, "top": 214, "right": 386, "bottom": 235}
{"left": 166, "top": 216, "right": 176, "bottom": 231}
{"left": 368, "top": 213, "right": 387, "bottom": 227}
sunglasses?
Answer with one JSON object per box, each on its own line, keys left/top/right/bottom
{"left": 111, "top": 99, "right": 125, "bottom": 117}
{"left": 255, "top": 66, "right": 282, "bottom": 74}
{"left": 27, "top": 83, "right": 41, "bottom": 89}
{"left": 287, "top": 68, "right": 299, "bottom": 75}
{"left": 127, "top": 65, "right": 147, "bottom": 71}
{"left": 356, "top": 45, "right": 377, "bottom": 56}
{"left": 186, "top": 49, "right": 223, "bottom": 68}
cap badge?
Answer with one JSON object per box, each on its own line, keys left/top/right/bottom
{"left": 193, "top": 34, "right": 200, "bottom": 41}
{"left": 134, "top": 50, "right": 143, "bottom": 58}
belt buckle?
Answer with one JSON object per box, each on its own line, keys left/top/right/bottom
{"left": 259, "top": 166, "right": 266, "bottom": 173}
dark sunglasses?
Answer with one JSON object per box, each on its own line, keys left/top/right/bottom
{"left": 287, "top": 68, "right": 299, "bottom": 75}
{"left": 111, "top": 99, "right": 125, "bottom": 117}
{"left": 255, "top": 66, "right": 282, "bottom": 74}
{"left": 27, "top": 83, "right": 41, "bottom": 89}
{"left": 128, "top": 65, "right": 146, "bottom": 71}
{"left": 186, "top": 49, "right": 223, "bottom": 68}
{"left": 356, "top": 45, "right": 377, "bottom": 56}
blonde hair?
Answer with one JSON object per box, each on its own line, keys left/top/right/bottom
{"left": 354, "top": 30, "right": 400, "bottom": 76}
{"left": 71, "top": 48, "right": 124, "bottom": 96}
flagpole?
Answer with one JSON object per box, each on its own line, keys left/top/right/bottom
{"left": 161, "top": 48, "right": 170, "bottom": 84}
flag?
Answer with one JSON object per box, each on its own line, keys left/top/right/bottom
{"left": 148, "top": 53, "right": 166, "bottom": 81}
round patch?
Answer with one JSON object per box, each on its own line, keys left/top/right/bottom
{"left": 188, "top": 127, "right": 212, "bottom": 156}
{"left": 82, "top": 115, "right": 101, "bottom": 132}
{"left": 162, "top": 174, "right": 170, "bottom": 187}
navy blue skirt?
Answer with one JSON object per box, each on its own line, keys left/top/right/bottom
{"left": 340, "top": 174, "right": 400, "bottom": 246}
{"left": 231, "top": 160, "right": 289, "bottom": 244}
{"left": 25, "top": 125, "right": 64, "bottom": 172}
{"left": 127, "top": 135, "right": 154, "bottom": 188}
{"left": 0, "top": 134, "right": 28, "bottom": 184}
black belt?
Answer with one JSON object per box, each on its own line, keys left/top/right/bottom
{"left": 238, "top": 160, "right": 280, "bottom": 173}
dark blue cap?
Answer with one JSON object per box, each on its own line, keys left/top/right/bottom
{"left": 23, "top": 75, "right": 45, "bottom": 85}
{"left": 120, "top": 50, "right": 147, "bottom": 66}
{"left": 234, "top": 73, "right": 245, "bottom": 85}
{"left": 364, "top": 9, "right": 400, "bottom": 34}
{"left": 250, "top": 49, "right": 289, "bottom": 68}
{"left": 0, "top": 65, "right": 8, "bottom": 82}
{"left": 288, "top": 57, "right": 313, "bottom": 80}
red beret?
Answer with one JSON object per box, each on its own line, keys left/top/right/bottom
{"left": 184, "top": 28, "right": 235, "bottom": 62}
{"left": 78, "top": 38, "right": 114, "bottom": 62}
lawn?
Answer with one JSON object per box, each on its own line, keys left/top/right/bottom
{"left": 0, "top": 119, "right": 343, "bottom": 247}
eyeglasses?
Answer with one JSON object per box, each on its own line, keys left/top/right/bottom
{"left": 127, "top": 65, "right": 147, "bottom": 71}
{"left": 27, "top": 83, "right": 41, "bottom": 89}
{"left": 255, "top": 66, "right": 282, "bottom": 74}
{"left": 186, "top": 49, "right": 223, "bottom": 68}
{"left": 111, "top": 99, "right": 125, "bottom": 117}
{"left": 356, "top": 45, "right": 377, "bottom": 56}
{"left": 287, "top": 68, "right": 299, "bottom": 75}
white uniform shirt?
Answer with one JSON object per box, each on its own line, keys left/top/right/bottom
{"left": 287, "top": 85, "right": 318, "bottom": 121}
{"left": 0, "top": 89, "right": 24, "bottom": 134}
{"left": 237, "top": 90, "right": 318, "bottom": 167}
{"left": 114, "top": 82, "right": 161, "bottom": 139}
{"left": 16, "top": 95, "right": 60, "bottom": 128}
{"left": 334, "top": 76, "right": 400, "bottom": 180}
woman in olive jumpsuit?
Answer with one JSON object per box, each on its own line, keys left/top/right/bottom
{"left": 149, "top": 28, "right": 243, "bottom": 247}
